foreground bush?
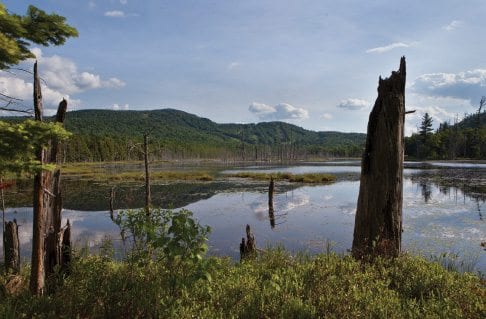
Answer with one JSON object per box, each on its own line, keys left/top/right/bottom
{"left": 1, "top": 249, "right": 484, "bottom": 318}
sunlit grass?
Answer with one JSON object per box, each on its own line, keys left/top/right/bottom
{"left": 228, "top": 172, "right": 336, "bottom": 183}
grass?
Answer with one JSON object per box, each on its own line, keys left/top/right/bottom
{"left": 1, "top": 249, "right": 484, "bottom": 318}
{"left": 60, "top": 163, "right": 215, "bottom": 182}
{"left": 228, "top": 172, "right": 336, "bottom": 184}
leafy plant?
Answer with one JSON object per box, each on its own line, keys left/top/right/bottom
{"left": 114, "top": 208, "right": 210, "bottom": 265}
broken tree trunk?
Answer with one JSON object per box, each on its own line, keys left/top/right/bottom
{"left": 352, "top": 57, "right": 406, "bottom": 259}
{"left": 4, "top": 220, "right": 20, "bottom": 273}
{"left": 30, "top": 61, "right": 46, "bottom": 295}
{"left": 144, "top": 133, "right": 151, "bottom": 213}
{"left": 30, "top": 61, "right": 70, "bottom": 295}
{"left": 44, "top": 99, "right": 69, "bottom": 281}
{"left": 239, "top": 224, "right": 257, "bottom": 261}
{"left": 268, "top": 177, "right": 275, "bottom": 228}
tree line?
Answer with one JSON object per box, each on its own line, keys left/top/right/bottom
{"left": 405, "top": 105, "right": 486, "bottom": 160}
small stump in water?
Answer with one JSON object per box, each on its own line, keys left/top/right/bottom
{"left": 240, "top": 224, "right": 257, "bottom": 261}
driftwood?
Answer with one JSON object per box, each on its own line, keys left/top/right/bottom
{"left": 4, "top": 220, "right": 20, "bottom": 273}
{"left": 352, "top": 57, "right": 406, "bottom": 259}
{"left": 239, "top": 224, "right": 257, "bottom": 261}
{"left": 30, "top": 61, "right": 70, "bottom": 295}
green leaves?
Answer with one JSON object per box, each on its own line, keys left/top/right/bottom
{"left": 0, "top": 120, "right": 71, "bottom": 175}
{"left": 114, "top": 208, "right": 210, "bottom": 265}
{"left": 0, "top": 4, "right": 78, "bottom": 69}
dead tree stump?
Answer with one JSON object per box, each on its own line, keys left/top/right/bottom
{"left": 268, "top": 177, "right": 275, "bottom": 229}
{"left": 240, "top": 224, "right": 257, "bottom": 261}
{"left": 4, "top": 220, "right": 20, "bottom": 273}
{"left": 30, "top": 62, "right": 70, "bottom": 295}
{"left": 352, "top": 57, "right": 406, "bottom": 259}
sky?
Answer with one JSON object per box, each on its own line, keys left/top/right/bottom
{"left": 1, "top": 0, "right": 486, "bottom": 135}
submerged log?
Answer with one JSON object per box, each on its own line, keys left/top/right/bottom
{"left": 352, "top": 57, "right": 406, "bottom": 259}
{"left": 4, "top": 220, "right": 20, "bottom": 273}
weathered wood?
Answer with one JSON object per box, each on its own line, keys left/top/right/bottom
{"left": 30, "top": 63, "right": 69, "bottom": 294}
{"left": 31, "top": 61, "right": 46, "bottom": 295}
{"left": 44, "top": 100, "right": 69, "bottom": 277}
{"left": 60, "top": 220, "right": 71, "bottom": 273}
{"left": 268, "top": 177, "right": 274, "bottom": 209}
{"left": 352, "top": 57, "right": 406, "bottom": 259}
{"left": 268, "top": 177, "right": 275, "bottom": 228}
{"left": 144, "top": 133, "right": 151, "bottom": 213}
{"left": 239, "top": 224, "right": 257, "bottom": 261}
{"left": 109, "top": 186, "right": 115, "bottom": 221}
{"left": 4, "top": 220, "right": 20, "bottom": 273}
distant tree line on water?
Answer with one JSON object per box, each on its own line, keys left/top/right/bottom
{"left": 405, "top": 106, "right": 486, "bottom": 160}
{"left": 63, "top": 134, "right": 364, "bottom": 163}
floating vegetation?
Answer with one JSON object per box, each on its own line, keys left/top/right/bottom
{"left": 227, "top": 172, "right": 336, "bottom": 184}
{"left": 60, "top": 163, "right": 214, "bottom": 182}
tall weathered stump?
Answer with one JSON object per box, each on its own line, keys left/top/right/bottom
{"left": 4, "top": 220, "right": 20, "bottom": 273}
{"left": 352, "top": 57, "right": 406, "bottom": 259}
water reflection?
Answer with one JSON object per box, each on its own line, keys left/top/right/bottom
{"left": 2, "top": 164, "right": 485, "bottom": 272}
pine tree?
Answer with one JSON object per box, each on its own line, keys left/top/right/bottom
{"left": 419, "top": 113, "right": 433, "bottom": 143}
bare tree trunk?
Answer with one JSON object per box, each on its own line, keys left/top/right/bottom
{"left": 352, "top": 57, "right": 406, "bottom": 259}
{"left": 4, "top": 220, "right": 20, "bottom": 273}
{"left": 268, "top": 177, "right": 275, "bottom": 229}
{"left": 144, "top": 133, "right": 151, "bottom": 213}
{"left": 31, "top": 61, "right": 46, "bottom": 295}
{"left": 30, "top": 61, "right": 69, "bottom": 295}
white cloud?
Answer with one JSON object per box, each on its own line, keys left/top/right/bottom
{"left": 88, "top": 1, "right": 96, "bottom": 9}
{"left": 412, "top": 69, "right": 486, "bottom": 101}
{"left": 320, "top": 113, "right": 333, "bottom": 120}
{"left": 0, "top": 75, "right": 81, "bottom": 112}
{"left": 366, "top": 42, "right": 409, "bottom": 54}
{"left": 120, "top": 0, "right": 128, "bottom": 4}
{"left": 249, "top": 102, "right": 309, "bottom": 121}
{"left": 443, "top": 20, "right": 463, "bottom": 31}
{"left": 249, "top": 102, "right": 275, "bottom": 114}
{"left": 112, "top": 103, "right": 129, "bottom": 110}
{"left": 29, "top": 48, "right": 125, "bottom": 94}
{"left": 0, "top": 48, "right": 123, "bottom": 111}
{"left": 105, "top": 10, "right": 125, "bottom": 17}
{"left": 227, "top": 62, "right": 240, "bottom": 70}
{"left": 337, "top": 98, "right": 369, "bottom": 110}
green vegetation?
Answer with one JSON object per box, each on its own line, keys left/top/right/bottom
{"left": 1, "top": 250, "right": 484, "bottom": 318}
{"left": 229, "top": 172, "right": 336, "bottom": 184}
{"left": 0, "top": 120, "right": 71, "bottom": 175}
{"left": 0, "top": 4, "right": 78, "bottom": 69}
{"left": 405, "top": 111, "right": 486, "bottom": 160}
{"left": 4, "top": 109, "right": 366, "bottom": 162}
{"left": 60, "top": 163, "right": 215, "bottom": 182}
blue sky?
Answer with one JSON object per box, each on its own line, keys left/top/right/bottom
{"left": 2, "top": 0, "right": 486, "bottom": 134}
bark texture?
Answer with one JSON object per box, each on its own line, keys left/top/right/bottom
{"left": 30, "top": 62, "right": 70, "bottom": 294}
{"left": 352, "top": 57, "right": 406, "bottom": 259}
{"left": 4, "top": 220, "right": 20, "bottom": 273}
{"left": 144, "top": 133, "right": 151, "bottom": 213}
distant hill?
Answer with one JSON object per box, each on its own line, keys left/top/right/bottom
{"left": 4, "top": 108, "right": 367, "bottom": 161}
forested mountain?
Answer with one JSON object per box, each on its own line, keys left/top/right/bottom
{"left": 3, "top": 109, "right": 366, "bottom": 162}
{"left": 59, "top": 109, "right": 365, "bottom": 162}
{"left": 405, "top": 112, "right": 486, "bottom": 159}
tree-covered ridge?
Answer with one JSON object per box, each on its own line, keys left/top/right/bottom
{"left": 405, "top": 112, "right": 486, "bottom": 159}
{"left": 21, "top": 108, "right": 365, "bottom": 162}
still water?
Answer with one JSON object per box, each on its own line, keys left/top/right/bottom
{"left": 2, "top": 162, "right": 485, "bottom": 272}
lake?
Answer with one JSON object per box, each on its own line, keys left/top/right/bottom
{"left": 2, "top": 161, "right": 485, "bottom": 273}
